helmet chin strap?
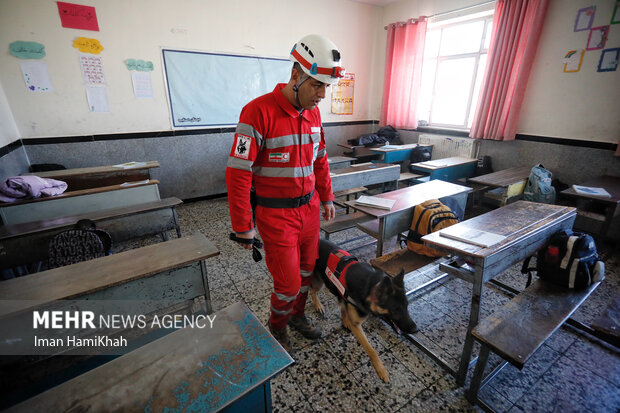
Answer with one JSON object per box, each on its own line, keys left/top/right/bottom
{"left": 292, "top": 73, "right": 310, "bottom": 110}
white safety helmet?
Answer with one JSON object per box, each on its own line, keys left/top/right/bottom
{"left": 289, "top": 34, "right": 345, "bottom": 86}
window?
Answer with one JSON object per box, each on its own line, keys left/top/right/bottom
{"left": 417, "top": 10, "right": 494, "bottom": 130}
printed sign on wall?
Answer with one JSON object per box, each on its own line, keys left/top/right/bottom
{"left": 57, "top": 1, "right": 99, "bottom": 31}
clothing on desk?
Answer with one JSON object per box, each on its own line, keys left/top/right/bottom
{"left": 225, "top": 83, "right": 334, "bottom": 329}
{"left": 0, "top": 175, "right": 67, "bottom": 203}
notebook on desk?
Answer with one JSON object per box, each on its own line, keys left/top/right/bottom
{"left": 355, "top": 195, "right": 396, "bottom": 210}
{"left": 572, "top": 185, "right": 611, "bottom": 197}
{"left": 439, "top": 225, "right": 506, "bottom": 248}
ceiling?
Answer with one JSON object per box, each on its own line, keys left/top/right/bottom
{"left": 349, "top": 0, "right": 400, "bottom": 7}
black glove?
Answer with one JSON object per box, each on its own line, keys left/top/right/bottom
{"left": 229, "top": 233, "right": 263, "bottom": 262}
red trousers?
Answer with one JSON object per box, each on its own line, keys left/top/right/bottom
{"left": 255, "top": 194, "right": 320, "bottom": 330}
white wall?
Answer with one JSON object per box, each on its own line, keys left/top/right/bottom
{"left": 0, "top": 0, "right": 380, "bottom": 140}
{"left": 518, "top": 0, "right": 620, "bottom": 143}
{"left": 378, "top": 0, "right": 619, "bottom": 144}
{"left": 0, "top": 81, "right": 19, "bottom": 147}
{"left": 2, "top": 0, "right": 618, "bottom": 145}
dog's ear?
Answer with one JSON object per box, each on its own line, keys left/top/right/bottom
{"left": 376, "top": 276, "right": 393, "bottom": 299}
{"left": 393, "top": 270, "right": 405, "bottom": 291}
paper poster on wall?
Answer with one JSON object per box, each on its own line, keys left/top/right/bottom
{"left": 10, "top": 41, "right": 46, "bottom": 59}
{"left": 331, "top": 73, "right": 355, "bottom": 115}
{"left": 19, "top": 61, "right": 54, "bottom": 92}
{"left": 597, "top": 48, "right": 619, "bottom": 72}
{"left": 57, "top": 2, "right": 99, "bottom": 31}
{"left": 125, "top": 59, "right": 154, "bottom": 71}
{"left": 586, "top": 26, "right": 609, "bottom": 50}
{"left": 131, "top": 72, "right": 154, "bottom": 98}
{"left": 85, "top": 86, "right": 109, "bottom": 112}
{"left": 563, "top": 50, "right": 585, "bottom": 73}
{"left": 79, "top": 54, "right": 106, "bottom": 84}
{"left": 73, "top": 37, "right": 103, "bottom": 54}
{"left": 574, "top": 6, "right": 596, "bottom": 31}
{"left": 611, "top": 1, "right": 620, "bottom": 24}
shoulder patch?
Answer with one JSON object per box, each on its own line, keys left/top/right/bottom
{"left": 233, "top": 133, "right": 252, "bottom": 159}
{"left": 311, "top": 126, "right": 321, "bottom": 133}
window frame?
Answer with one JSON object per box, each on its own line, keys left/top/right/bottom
{"left": 421, "top": 13, "right": 494, "bottom": 130}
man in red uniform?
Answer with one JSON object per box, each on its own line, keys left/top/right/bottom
{"left": 226, "top": 34, "right": 345, "bottom": 352}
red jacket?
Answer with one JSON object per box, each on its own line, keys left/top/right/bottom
{"left": 226, "top": 84, "right": 334, "bottom": 232}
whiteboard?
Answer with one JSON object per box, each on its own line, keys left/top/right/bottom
{"left": 162, "top": 49, "right": 292, "bottom": 128}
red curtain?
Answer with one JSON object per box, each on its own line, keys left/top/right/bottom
{"left": 470, "top": 0, "right": 549, "bottom": 141}
{"left": 380, "top": 18, "right": 427, "bottom": 129}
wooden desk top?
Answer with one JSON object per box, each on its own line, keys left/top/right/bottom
{"left": 368, "top": 143, "right": 419, "bottom": 152}
{"left": 561, "top": 175, "right": 620, "bottom": 205}
{"left": 423, "top": 201, "right": 576, "bottom": 258}
{"left": 411, "top": 156, "right": 477, "bottom": 170}
{"left": 337, "top": 143, "right": 384, "bottom": 149}
{"left": 468, "top": 166, "right": 532, "bottom": 188}
{"left": 330, "top": 162, "right": 399, "bottom": 177}
{"left": 7, "top": 301, "right": 293, "bottom": 413}
{"left": 344, "top": 179, "right": 472, "bottom": 218}
{"left": 24, "top": 161, "right": 160, "bottom": 179}
{"left": 328, "top": 156, "right": 356, "bottom": 164}
{"left": 0, "top": 197, "right": 182, "bottom": 240}
{"left": 0, "top": 180, "right": 159, "bottom": 207}
{"left": 0, "top": 233, "right": 219, "bottom": 318}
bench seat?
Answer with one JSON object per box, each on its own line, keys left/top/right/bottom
{"left": 370, "top": 248, "right": 435, "bottom": 277}
{"left": 333, "top": 186, "right": 367, "bottom": 214}
{"left": 320, "top": 211, "right": 372, "bottom": 240}
{"left": 467, "top": 278, "right": 602, "bottom": 409}
{"left": 333, "top": 186, "right": 367, "bottom": 198}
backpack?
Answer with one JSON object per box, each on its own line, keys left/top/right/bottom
{"left": 48, "top": 220, "right": 113, "bottom": 269}
{"left": 523, "top": 164, "right": 556, "bottom": 204}
{"left": 347, "top": 125, "right": 403, "bottom": 147}
{"left": 406, "top": 199, "right": 460, "bottom": 257}
{"left": 521, "top": 229, "right": 605, "bottom": 289}
{"left": 409, "top": 145, "right": 433, "bottom": 164}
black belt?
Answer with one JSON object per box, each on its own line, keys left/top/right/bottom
{"left": 255, "top": 190, "right": 314, "bottom": 208}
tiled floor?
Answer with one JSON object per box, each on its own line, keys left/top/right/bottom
{"left": 143, "top": 196, "right": 619, "bottom": 413}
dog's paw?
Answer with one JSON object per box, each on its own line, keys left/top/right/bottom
{"left": 376, "top": 367, "right": 390, "bottom": 383}
{"left": 314, "top": 302, "right": 325, "bottom": 318}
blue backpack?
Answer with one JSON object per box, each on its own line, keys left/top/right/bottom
{"left": 523, "top": 164, "right": 556, "bottom": 204}
{"left": 521, "top": 229, "right": 605, "bottom": 289}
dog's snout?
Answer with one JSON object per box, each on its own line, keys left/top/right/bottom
{"left": 398, "top": 317, "right": 418, "bottom": 334}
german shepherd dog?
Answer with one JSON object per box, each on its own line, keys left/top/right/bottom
{"left": 310, "top": 239, "right": 418, "bottom": 383}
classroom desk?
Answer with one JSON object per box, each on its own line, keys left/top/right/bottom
{"left": 0, "top": 233, "right": 219, "bottom": 322}
{"left": 421, "top": 201, "right": 576, "bottom": 385}
{"left": 368, "top": 143, "right": 420, "bottom": 163}
{"left": 344, "top": 180, "right": 471, "bottom": 257}
{"left": 337, "top": 143, "right": 382, "bottom": 162}
{"left": 24, "top": 161, "right": 160, "bottom": 191}
{"left": 468, "top": 166, "right": 531, "bottom": 206}
{"left": 330, "top": 163, "right": 400, "bottom": 193}
{"left": 327, "top": 155, "right": 356, "bottom": 170}
{"left": 560, "top": 175, "right": 620, "bottom": 239}
{"left": 0, "top": 180, "right": 161, "bottom": 225}
{"left": 5, "top": 301, "right": 293, "bottom": 413}
{"left": 0, "top": 197, "right": 183, "bottom": 270}
{"left": 410, "top": 156, "right": 477, "bottom": 183}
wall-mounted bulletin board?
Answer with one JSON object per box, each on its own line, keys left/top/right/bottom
{"left": 162, "top": 49, "right": 292, "bottom": 128}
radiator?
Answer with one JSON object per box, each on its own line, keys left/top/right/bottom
{"left": 417, "top": 134, "right": 480, "bottom": 160}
